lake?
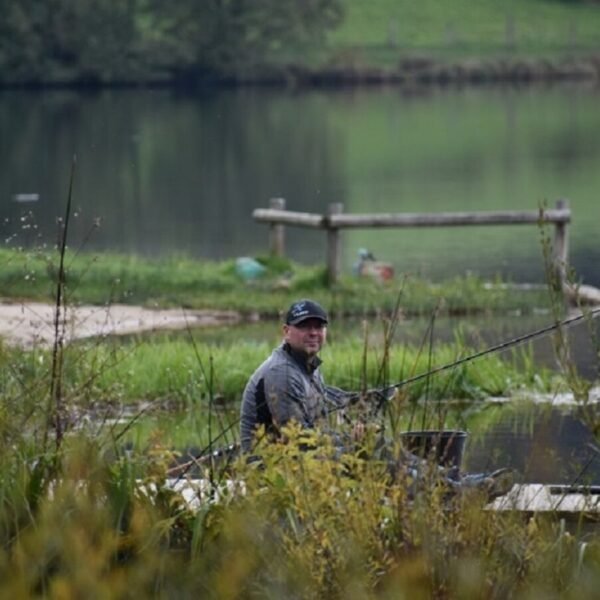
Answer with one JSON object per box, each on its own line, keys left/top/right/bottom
{"left": 1, "top": 82, "right": 600, "bottom": 286}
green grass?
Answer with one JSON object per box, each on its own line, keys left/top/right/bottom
{"left": 0, "top": 246, "right": 554, "bottom": 317}
{"left": 327, "top": 0, "right": 600, "bottom": 60}
{"left": 0, "top": 329, "right": 555, "bottom": 413}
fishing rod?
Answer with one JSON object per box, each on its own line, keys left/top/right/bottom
{"left": 368, "top": 305, "right": 600, "bottom": 405}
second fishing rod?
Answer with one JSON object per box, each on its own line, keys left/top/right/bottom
{"left": 363, "top": 306, "right": 600, "bottom": 410}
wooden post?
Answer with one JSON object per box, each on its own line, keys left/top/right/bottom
{"left": 553, "top": 198, "right": 569, "bottom": 291}
{"left": 505, "top": 14, "right": 516, "bottom": 51}
{"left": 269, "top": 197, "right": 286, "bottom": 257}
{"left": 326, "top": 203, "right": 343, "bottom": 285}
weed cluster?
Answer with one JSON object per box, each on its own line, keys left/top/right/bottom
{"left": 0, "top": 428, "right": 599, "bottom": 597}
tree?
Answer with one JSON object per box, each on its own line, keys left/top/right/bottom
{"left": 0, "top": 0, "right": 344, "bottom": 85}
{"left": 0, "top": 0, "right": 140, "bottom": 83}
{"left": 138, "top": 0, "right": 344, "bottom": 77}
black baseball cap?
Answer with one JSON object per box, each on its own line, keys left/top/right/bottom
{"left": 285, "top": 299, "right": 328, "bottom": 326}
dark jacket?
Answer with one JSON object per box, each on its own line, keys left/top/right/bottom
{"left": 239, "top": 342, "right": 350, "bottom": 452}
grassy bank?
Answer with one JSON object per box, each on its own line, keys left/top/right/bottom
{"left": 330, "top": 0, "right": 600, "bottom": 60}
{"left": 3, "top": 333, "right": 554, "bottom": 405}
{"left": 274, "top": 0, "right": 600, "bottom": 84}
{"left": 3, "top": 1, "right": 600, "bottom": 88}
{"left": 0, "top": 247, "right": 553, "bottom": 318}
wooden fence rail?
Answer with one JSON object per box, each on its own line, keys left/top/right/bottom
{"left": 252, "top": 198, "right": 571, "bottom": 287}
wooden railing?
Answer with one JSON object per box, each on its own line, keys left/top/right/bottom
{"left": 253, "top": 198, "right": 571, "bottom": 286}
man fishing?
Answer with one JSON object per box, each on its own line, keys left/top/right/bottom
{"left": 239, "top": 298, "right": 513, "bottom": 500}
{"left": 240, "top": 299, "right": 354, "bottom": 453}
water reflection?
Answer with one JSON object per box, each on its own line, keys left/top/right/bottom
{"left": 464, "top": 403, "right": 600, "bottom": 485}
{"left": 1, "top": 88, "right": 344, "bottom": 260}
{"left": 2, "top": 84, "right": 600, "bottom": 285}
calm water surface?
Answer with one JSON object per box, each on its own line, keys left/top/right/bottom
{"left": 464, "top": 404, "right": 600, "bottom": 485}
{"left": 1, "top": 83, "right": 600, "bottom": 285}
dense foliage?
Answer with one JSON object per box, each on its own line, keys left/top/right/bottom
{"left": 0, "top": 0, "right": 343, "bottom": 85}
{"left": 0, "top": 429, "right": 599, "bottom": 597}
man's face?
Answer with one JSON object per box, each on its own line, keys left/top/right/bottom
{"left": 283, "top": 318, "right": 327, "bottom": 357}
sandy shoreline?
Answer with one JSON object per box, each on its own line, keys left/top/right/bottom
{"left": 0, "top": 300, "right": 241, "bottom": 348}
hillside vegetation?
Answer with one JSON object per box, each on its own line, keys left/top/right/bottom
{"left": 2, "top": 0, "right": 600, "bottom": 86}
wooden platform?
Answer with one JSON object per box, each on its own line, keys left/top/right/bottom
{"left": 161, "top": 479, "right": 600, "bottom": 520}
{"left": 489, "top": 484, "right": 600, "bottom": 518}
{"left": 163, "top": 478, "right": 245, "bottom": 510}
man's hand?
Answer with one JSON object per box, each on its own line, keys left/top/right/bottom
{"left": 349, "top": 387, "right": 397, "bottom": 405}
{"left": 351, "top": 421, "right": 366, "bottom": 441}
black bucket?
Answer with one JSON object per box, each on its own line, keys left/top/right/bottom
{"left": 400, "top": 430, "right": 468, "bottom": 470}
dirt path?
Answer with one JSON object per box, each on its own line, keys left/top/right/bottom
{"left": 0, "top": 300, "right": 241, "bottom": 348}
